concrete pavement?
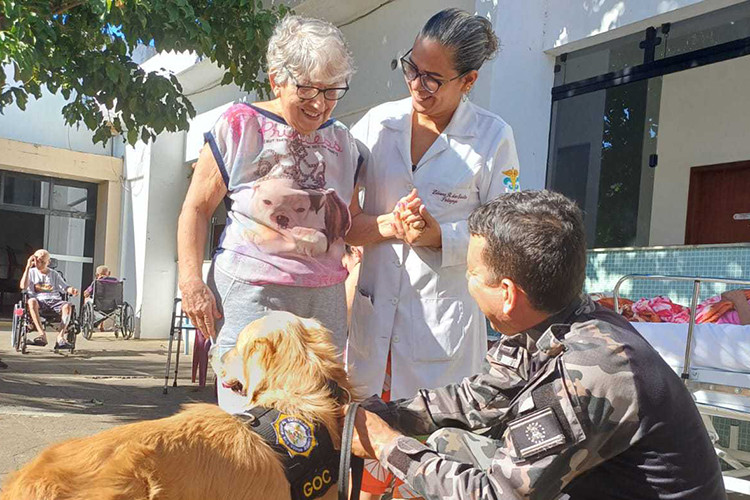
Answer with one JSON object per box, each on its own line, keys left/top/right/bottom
{"left": 0, "top": 326, "right": 216, "bottom": 487}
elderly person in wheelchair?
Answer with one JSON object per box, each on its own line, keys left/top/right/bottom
{"left": 19, "top": 249, "right": 79, "bottom": 349}
{"left": 83, "top": 265, "right": 118, "bottom": 300}
{"left": 79, "top": 265, "right": 134, "bottom": 340}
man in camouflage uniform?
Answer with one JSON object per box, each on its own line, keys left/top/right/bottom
{"left": 350, "top": 190, "right": 726, "bottom": 499}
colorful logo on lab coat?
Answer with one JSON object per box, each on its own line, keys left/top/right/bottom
{"left": 502, "top": 168, "right": 520, "bottom": 192}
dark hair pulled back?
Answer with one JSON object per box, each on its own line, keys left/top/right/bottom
{"left": 418, "top": 8, "right": 499, "bottom": 75}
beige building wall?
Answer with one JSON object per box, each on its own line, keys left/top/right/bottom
{"left": 650, "top": 55, "right": 750, "bottom": 246}
{"left": 0, "top": 138, "right": 123, "bottom": 274}
{"left": 649, "top": 56, "right": 750, "bottom": 246}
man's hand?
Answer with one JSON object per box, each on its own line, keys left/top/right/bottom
{"left": 179, "top": 279, "right": 222, "bottom": 341}
{"left": 347, "top": 405, "right": 403, "bottom": 461}
{"left": 67, "top": 287, "right": 79, "bottom": 297}
{"left": 26, "top": 255, "right": 36, "bottom": 269}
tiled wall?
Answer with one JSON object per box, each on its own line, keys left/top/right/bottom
{"left": 488, "top": 243, "right": 750, "bottom": 340}
{"left": 585, "top": 244, "right": 750, "bottom": 305}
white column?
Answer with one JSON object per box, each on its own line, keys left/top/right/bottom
{"left": 475, "top": 0, "right": 556, "bottom": 190}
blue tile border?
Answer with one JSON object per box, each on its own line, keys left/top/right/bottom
{"left": 585, "top": 244, "right": 750, "bottom": 304}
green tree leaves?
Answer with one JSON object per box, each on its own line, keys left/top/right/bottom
{"left": 0, "top": 0, "right": 291, "bottom": 146}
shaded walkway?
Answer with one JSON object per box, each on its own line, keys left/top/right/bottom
{"left": 0, "top": 329, "right": 215, "bottom": 485}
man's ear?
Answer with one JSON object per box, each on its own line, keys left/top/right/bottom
{"left": 499, "top": 278, "right": 520, "bottom": 316}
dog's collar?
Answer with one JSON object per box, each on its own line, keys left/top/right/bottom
{"left": 236, "top": 406, "right": 339, "bottom": 500}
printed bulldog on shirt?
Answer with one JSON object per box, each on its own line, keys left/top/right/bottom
{"left": 242, "top": 143, "right": 350, "bottom": 261}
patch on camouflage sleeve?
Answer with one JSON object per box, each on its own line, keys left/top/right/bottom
{"left": 508, "top": 407, "right": 566, "bottom": 460}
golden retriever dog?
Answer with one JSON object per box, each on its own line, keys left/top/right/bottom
{"left": 1, "top": 312, "right": 353, "bottom": 500}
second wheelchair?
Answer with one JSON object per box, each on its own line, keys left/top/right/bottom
{"left": 79, "top": 279, "right": 134, "bottom": 340}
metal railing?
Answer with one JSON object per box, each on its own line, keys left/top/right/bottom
{"left": 613, "top": 274, "right": 750, "bottom": 380}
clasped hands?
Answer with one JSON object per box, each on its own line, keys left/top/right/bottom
{"left": 388, "top": 189, "right": 441, "bottom": 248}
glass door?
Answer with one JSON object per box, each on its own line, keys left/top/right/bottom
{"left": 0, "top": 171, "right": 97, "bottom": 315}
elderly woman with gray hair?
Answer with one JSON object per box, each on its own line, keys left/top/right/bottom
{"left": 177, "top": 15, "right": 359, "bottom": 413}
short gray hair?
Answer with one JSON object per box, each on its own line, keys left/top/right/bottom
{"left": 267, "top": 15, "right": 355, "bottom": 86}
{"left": 33, "top": 249, "right": 50, "bottom": 261}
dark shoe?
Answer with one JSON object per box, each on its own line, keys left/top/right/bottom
{"left": 30, "top": 336, "right": 48, "bottom": 347}
{"left": 55, "top": 340, "right": 72, "bottom": 350}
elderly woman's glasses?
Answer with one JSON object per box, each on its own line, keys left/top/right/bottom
{"left": 286, "top": 70, "right": 349, "bottom": 101}
{"left": 295, "top": 84, "right": 349, "bottom": 101}
{"left": 399, "top": 49, "right": 467, "bottom": 94}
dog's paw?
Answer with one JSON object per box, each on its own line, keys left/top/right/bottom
{"left": 291, "top": 228, "right": 328, "bottom": 257}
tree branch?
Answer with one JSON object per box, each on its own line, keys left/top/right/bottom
{"left": 50, "top": 1, "right": 87, "bottom": 15}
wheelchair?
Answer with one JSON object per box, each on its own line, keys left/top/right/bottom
{"left": 11, "top": 292, "right": 81, "bottom": 354}
{"left": 79, "top": 279, "right": 134, "bottom": 340}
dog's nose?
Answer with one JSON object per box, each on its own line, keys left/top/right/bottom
{"left": 276, "top": 215, "right": 290, "bottom": 229}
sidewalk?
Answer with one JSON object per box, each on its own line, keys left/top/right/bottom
{"left": 0, "top": 327, "right": 216, "bottom": 486}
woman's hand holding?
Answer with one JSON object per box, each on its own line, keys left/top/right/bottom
{"left": 179, "top": 279, "right": 222, "bottom": 341}
{"left": 393, "top": 189, "right": 423, "bottom": 221}
{"left": 390, "top": 189, "right": 426, "bottom": 237}
{"left": 391, "top": 190, "right": 441, "bottom": 248}
{"left": 410, "top": 204, "right": 441, "bottom": 247}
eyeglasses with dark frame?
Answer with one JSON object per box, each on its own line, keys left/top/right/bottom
{"left": 399, "top": 49, "right": 468, "bottom": 94}
{"left": 286, "top": 69, "right": 349, "bottom": 101}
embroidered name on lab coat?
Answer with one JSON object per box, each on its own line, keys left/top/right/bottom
{"left": 432, "top": 189, "right": 468, "bottom": 204}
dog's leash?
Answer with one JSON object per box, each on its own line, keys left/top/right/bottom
{"left": 338, "top": 402, "right": 364, "bottom": 500}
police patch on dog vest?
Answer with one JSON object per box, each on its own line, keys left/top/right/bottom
{"left": 274, "top": 413, "right": 318, "bottom": 457}
{"left": 237, "top": 407, "right": 339, "bottom": 500}
{"left": 508, "top": 406, "right": 566, "bottom": 460}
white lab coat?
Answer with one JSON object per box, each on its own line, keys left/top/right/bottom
{"left": 348, "top": 97, "right": 520, "bottom": 400}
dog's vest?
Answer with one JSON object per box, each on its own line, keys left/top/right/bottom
{"left": 236, "top": 407, "right": 339, "bottom": 500}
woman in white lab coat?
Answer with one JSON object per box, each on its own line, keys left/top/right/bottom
{"left": 346, "top": 8, "right": 520, "bottom": 499}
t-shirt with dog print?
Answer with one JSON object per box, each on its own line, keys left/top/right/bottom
{"left": 205, "top": 103, "right": 360, "bottom": 287}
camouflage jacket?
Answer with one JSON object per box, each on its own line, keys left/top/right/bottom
{"left": 365, "top": 297, "right": 726, "bottom": 499}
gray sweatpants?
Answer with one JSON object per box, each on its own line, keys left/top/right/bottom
{"left": 207, "top": 263, "right": 347, "bottom": 413}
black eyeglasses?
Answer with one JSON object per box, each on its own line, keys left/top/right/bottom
{"left": 399, "top": 49, "right": 468, "bottom": 94}
{"left": 286, "top": 69, "right": 349, "bottom": 101}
